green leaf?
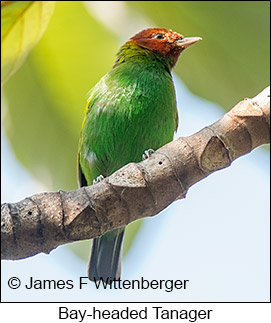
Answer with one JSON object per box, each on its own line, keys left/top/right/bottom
{"left": 1, "top": 1, "right": 55, "bottom": 84}
{"left": 126, "top": 1, "right": 270, "bottom": 111}
{"left": 123, "top": 219, "right": 142, "bottom": 256}
{"left": 3, "top": 1, "right": 119, "bottom": 190}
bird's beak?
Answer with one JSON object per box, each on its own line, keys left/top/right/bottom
{"left": 175, "top": 37, "right": 202, "bottom": 49}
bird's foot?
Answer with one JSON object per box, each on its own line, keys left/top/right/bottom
{"left": 142, "top": 148, "right": 155, "bottom": 160}
{"left": 93, "top": 175, "right": 105, "bottom": 185}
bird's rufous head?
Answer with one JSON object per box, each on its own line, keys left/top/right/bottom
{"left": 130, "top": 28, "right": 202, "bottom": 67}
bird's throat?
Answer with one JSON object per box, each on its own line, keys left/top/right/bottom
{"left": 113, "top": 40, "right": 175, "bottom": 71}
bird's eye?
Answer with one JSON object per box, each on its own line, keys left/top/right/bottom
{"left": 153, "top": 33, "right": 165, "bottom": 40}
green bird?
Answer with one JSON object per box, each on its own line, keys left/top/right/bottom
{"left": 78, "top": 28, "right": 201, "bottom": 282}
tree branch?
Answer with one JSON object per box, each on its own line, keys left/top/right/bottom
{"left": 1, "top": 86, "right": 270, "bottom": 260}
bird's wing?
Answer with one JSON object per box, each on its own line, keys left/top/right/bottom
{"left": 77, "top": 88, "right": 96, "bottom": 188}
{"left": 77, "top": 154, "right": 88, "bottom": 187}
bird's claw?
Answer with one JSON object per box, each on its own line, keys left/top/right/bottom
{"left": 93, "top": 175, "right": 105, "bottom": 185}
{"left": 142, "top": 148, "right": 155, "bottom": 160}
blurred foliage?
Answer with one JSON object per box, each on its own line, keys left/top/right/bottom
{"left": 3, "top": 1, "right": 118, "bottom": 190}
{"left": 2, "top": 1, "right": 270, "bottom": 260}
{"left": 1, "top": 1, "right": 55, "bottom": 84}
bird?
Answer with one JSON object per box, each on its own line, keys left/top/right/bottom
{"left": 77, "top": 28, "right": 201, "bottom": 282}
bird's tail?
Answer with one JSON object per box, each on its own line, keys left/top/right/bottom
{"left": 88, "top": 227, "right": 125, "bottom": 283}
